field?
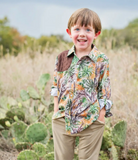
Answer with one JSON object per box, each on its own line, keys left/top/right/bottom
{"left": 0, "top": 42, "right": 138, "bottom": 159}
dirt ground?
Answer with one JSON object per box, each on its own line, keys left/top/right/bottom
{"left": 0, "top": 138, "right": 18, "bottom": 160}
{"left": 0, "top": 150, "right": 18, "bottom": 160}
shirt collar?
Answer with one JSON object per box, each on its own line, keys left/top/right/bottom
{"left": 67, "top": 44, "right": 99, "bottom": 63}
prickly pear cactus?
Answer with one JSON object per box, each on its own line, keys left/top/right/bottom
{"left": 73, "top": 154, "right": 79, "bottom": 160}
{"left": 6, "top": 108, "right": 25, "bottom": 121}
{"left": 10, "top": 121, "right": 28, "bottom": 143}
{"left": 0, "top": 124, "right": 4, "bottom": 130}
{"left": 45, "top": 112, "right": 53, "bottom": 136}
{"left": 0, "top": 96, "right": 8, "bottom": 109}
{"left": 32, "top": 142, "right": 46, "bottom": 157}
{"left": 101, "top": 128, "right": 112, "bottom": 150}
{"left": 42, "top": 152, "right": 54, "bottom": 160}
{"left": 48, "top": 103, "right": 54, "bottom": 113}
{"left": 1, "top": 130, "right": 9, "bottom": 139}
{"left": 17, "top": 150, "right": 39, "bottom": 160}
{"left": 0, "top": 117, "right": 12, "bottom": 128}
{"left": 45, "top": 138, "right": 54, "bottom": 153}
{"left": 112, "top": 120, "right": 127, "bottom": 147}
{"left": 25, "top": 122, "right": 47, "bottom": 143}
{"left": 15, "top": 142, "right": 31, "bottom": 152}
{"left": 0, "top": 96, "right": 17, "bottom": 109}
{"left": 28, "top": 86, "right": 40, "bottom": 99}
{"left": 111, "top": 145, "right": 119, "bottom": 160}
{"left": 37, "top": 73, "right": 50, "bottom": 92}
{"left": 127, "top": 149, "right": 138, "bottom": 160}
{"left": 20, "top": 89, "right": 30, "bottom": 101}
{"left": 99, "top": 151, "right": 109, "bottom": 160}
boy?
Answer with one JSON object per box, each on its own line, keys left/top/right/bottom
{"left": 51, "top": 8, "right": 112, "bottom": 160}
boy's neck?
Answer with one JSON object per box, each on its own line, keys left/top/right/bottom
{"left": 75, "top": 47, "right": 92, "bottom": 59}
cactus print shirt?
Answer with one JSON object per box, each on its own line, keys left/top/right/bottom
{"left": 51, "top": 45, "right": 112, "bottom": 134}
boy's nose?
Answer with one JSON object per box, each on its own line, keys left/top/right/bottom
{"left": 79, "top": 30, "right": 85, "bottom": 37}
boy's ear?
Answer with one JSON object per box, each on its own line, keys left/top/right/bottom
{"left": 66, "top": 28, "right": 72, "bottom": 38}
{"left": 94, "top": 31, "right": 101, "bottom": 39}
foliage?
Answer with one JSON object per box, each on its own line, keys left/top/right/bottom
{"left": 17, "top": 150, "right": 39, "bottom": 160}
{"left": 112, "top": 120, "right": 127, "bottom": 147}
{"left": 0, "top": 72, "right": 137, "bottom": 159}
{"left": 32, "top": 143, "right": 46, "bottom": 157}
{"left": 0, "top": 17, "right": 138, "bottom": 58}
{"left": 0, "top": 17, "right": 26, "bottom": 56}
{"left": 95, "top": 18, "right": 138, "bottom": 49}
{"left": 25, "top": 123, "right": 48, "bottom": 143}
{"left": 127, "top": 149, "right": 138, "bottom": 160}
{"left": 99, "top": 151, "right": 109, "bottom": 160}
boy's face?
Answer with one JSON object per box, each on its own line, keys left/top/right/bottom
{"left": 66, "top": 24, "right": 100, "bottom": 53}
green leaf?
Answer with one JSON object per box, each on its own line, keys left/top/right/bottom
{"left": 28, "top": 87, "right": 40, "bottom": 99}
{"left": 0, "top": 96, "right": 8, "bottom": 108}
{"left": 112, "top": 120, "right": 127, "bottom": 147}
{"left": 32, "top": 143, "right": 46, "bottom": 157}
{"left": 20, "top": 90, "right": 30, "bottom": 101}
{"left": 37, "top": 74, "right": 50, "bottom": 90}
{"left": 7, "top": 97, "right": 17, "bottom": 106}
{"left": 17, "top": 150, "right": 39, "bottom": 160}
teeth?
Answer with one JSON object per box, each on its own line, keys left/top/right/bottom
{"left": 78, "top": 40, "right": 87, "bottom": 42}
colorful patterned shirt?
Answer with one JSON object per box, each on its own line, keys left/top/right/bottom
{"left": 51, "top": 45, "right": 112, "bottom": 134}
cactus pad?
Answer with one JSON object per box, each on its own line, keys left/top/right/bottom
{"left": 45, "top": 112, "right": 53, "bottom": 136}
{"left": 15, "top": 142, "right": 31, "bottom": 152}
{"left": 17, "top": 150, "right": 39, "bottom": 160}
{"left": 42, "top": 152, "right": 54, "bottom": 160}
{"left": 101, "top": 130, "right": 112, "bottom": 150}
{"left": 0, "top": 96, "right": 8, "bottom": 108}
{"left": 20, "top": 90, "right": 30, "bottom": 101}
{"left": 25, "top": 122, "right": 47, "bottom": 143}
{"left": 32, "top": 142, "right": 46, "bottom": 157}
{"left": 10, "top": 121, "right": 28, "bottom": 143}
{"left": 111, "top": 145, "right": 119, "bottom": 160}
{"left": 48, "top": 103, "right": 54, "bottom": 113}
{"left": 99, "top": 151, "right": 109, "bottom": 160}
{"left": 28, "top": 86, "right": 40, "bottom": 99}
{"left": 1, "top": 130, "right": 9, "bottom": 139}
{"left": 0, "top": 117, "right": 12, "bottom": 128}
{"left": 127, "top": 149, "right": 138, "bottom": 160}
{"left": 112, "top": 120, "right": 127, "bottom": 147}
{"left": 6, "top": 108, "right": 25, "bottom": 121}
{"left": 37, "top": 73, "right": 50, "bottom": 91}
{"left": 45, "top": 138, "right": 54, "bottom": 153}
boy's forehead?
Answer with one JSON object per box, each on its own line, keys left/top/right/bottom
{"left": 71, "top": 23, "right": 94, "bottom": 28}
{"left": 72, "top": 17, "right": 94, "bottom": 27}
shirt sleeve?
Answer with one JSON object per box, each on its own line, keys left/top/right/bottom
{"left": 50, "top": 56, "right": 58, "bottom": 96}
{"left": 97, "top": 58, "right": 113, "bottom": 117}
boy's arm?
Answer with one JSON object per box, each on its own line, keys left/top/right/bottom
{"left": 54, "top": 96, "right": 59, "bottom": 114}
{"left": 97, "top": 57, "right": 112, "bottom": 122}
{"left": 51, "top": 56, "right": 59, "bottom": 113}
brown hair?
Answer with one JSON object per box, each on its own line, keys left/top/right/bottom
{"left": 67, "top": 8, "right": 102, "bottom": 34}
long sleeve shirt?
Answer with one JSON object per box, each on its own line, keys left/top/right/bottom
{"left": 51, "top": 45, "right": 112, "bottom": 134}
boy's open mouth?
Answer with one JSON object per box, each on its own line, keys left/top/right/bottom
{"left": 77, "top": 39, "right": 87, "bottom": 42}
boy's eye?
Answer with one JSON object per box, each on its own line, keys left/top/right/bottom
{"left": 86, "top": 29, "right": 90, "bottom": 32}
{"left": 75, "top": 28, "right": 79, "bottom": 31}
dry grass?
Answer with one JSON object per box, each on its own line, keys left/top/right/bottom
{"left": 0, "top": 43, "right": 138, "bottom": 153}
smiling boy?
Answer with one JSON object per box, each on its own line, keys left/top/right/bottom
{"left": 51, "top": 8, "right": 112, "bottom": 160}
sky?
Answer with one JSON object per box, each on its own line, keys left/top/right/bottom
{"left": 0, "top": 0, "right": 138, "bottom": 40}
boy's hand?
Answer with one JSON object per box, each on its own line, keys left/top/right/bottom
{"left": 54, "top": 96, "right": 59, "bottom": 114}
{"left": 98, "top": 107, "right": 106, "bottom": 123}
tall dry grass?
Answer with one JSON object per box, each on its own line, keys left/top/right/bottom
{"left": 0, "top": 43, "right": 138, "bottom": 153}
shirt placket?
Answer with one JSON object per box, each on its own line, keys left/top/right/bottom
{"left": 70, "top": 58, "right": 79, "bottom": 132}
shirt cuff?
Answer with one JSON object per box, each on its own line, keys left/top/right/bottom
{"left": 51, "top": 88, "right": 58, "bottom": 96}
{"left": 98, "top": 99, "right": 112, "bottom": 110}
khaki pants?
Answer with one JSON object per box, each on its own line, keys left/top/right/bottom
{"left": 52, "top": 117, "right": 105, "bottom": 160}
